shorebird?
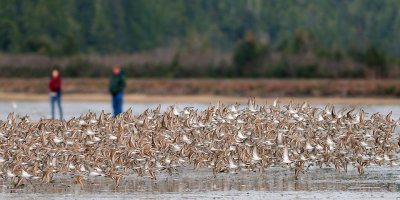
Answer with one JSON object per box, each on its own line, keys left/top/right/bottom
{"left": 0, "top": 98, "right": 397, "bottom": 189}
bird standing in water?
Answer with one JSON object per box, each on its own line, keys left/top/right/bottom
{"left": 0, "top": 98, "right": 398, "bottom": 189}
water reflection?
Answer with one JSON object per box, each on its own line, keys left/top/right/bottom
{"left": 0, "top": 166, "right": 399, "bottom": 195}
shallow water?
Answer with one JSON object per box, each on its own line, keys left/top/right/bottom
{"left": 0, "top": 101, "right": 399, "bottom": 199}
{"left": 0, "top": 101, "right": 211, "bottom": 121}
{"left": 0, "top": 101, "right": 399, "bottom": 122}
{"left": 0, "top": 166, "right": 399, "bottom": 199}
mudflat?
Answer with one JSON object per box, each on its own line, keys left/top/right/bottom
{"left": 0, "top": 92, "right": 399, "bottom": 105}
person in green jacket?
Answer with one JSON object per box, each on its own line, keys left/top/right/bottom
{"left": 109, "top": 65, "right": 126, "bottom": 117}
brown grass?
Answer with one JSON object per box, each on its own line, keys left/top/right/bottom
{"left": 0, "top": 49, "right": 230, "bottom": 68}
{"left": 0, "top": 78, "right": 399, "bottom": 98}
{"left": 0, "top": 93, "right": 399, "bottom": 105}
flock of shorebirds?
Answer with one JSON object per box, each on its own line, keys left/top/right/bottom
{"left": 0, "top": 98, "right": 399, "bottom": 189}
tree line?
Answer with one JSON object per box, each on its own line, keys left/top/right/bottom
{"left": 0, "top": 0, "right": 399, "bottom": 78}
{"left": 1, "top": 0, "right": 400, "bottom": 54}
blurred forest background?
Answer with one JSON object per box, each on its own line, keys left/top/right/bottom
{"left": 0, "top": 0, "right": 399, "bottom": 79}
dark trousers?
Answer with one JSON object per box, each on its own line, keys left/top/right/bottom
{"left": 112, "top": 91, "right": 123, "bottom": 117}
{"left": 50, "top": 91, "right": 63, "bottom": 120}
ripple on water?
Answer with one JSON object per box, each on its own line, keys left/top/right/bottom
{"left": 0, "top": 166, "right": 398, "bottom": 196}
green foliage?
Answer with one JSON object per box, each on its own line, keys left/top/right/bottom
{"left": 0, "top": 19, "right": 19, "bottom": 52}
{"left": 168, "top": 51, "right": 181, "bottom": 77}
{"left": 295, "top": 64, "right": 319, "bottom": 78}
{"left": 61, "top": 32, "right": 80, "bottom": 56}
{"left": 366, "top": 45, "right": 386, "bottom": 68}
{"left": 316, "top": 47, "right": 343, "bottom": 61}
{"left": 277, "top": 30, "right": 314, "bottom": 54}
{"left": 333, "top": 49, "right": 343, "bottom": 61}
{"left": 233, "top": 32, "right": 269, "bottom": 77}
{"left": 233, "top": 40, "right": 257, "bottom": 75}
{"left": 347, "top": 46, "right": 366, "bottom": 62}
{"left": 292, "top": 34, "right": 306, "bottom": 54}
{"left": 365, "top": 45, "right": 387, "bottom": 76}
{"left": 0, "top": 0, "right": 400, "bottom": 78}
{"left": 0, "top": 0, "right": 400, "bottom": 55}
{"left": 267, "top": 60, "right": 290, "bottom": 78}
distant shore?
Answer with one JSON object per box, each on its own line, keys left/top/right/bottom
{"left": 0, "top": 78, "right": 400, "bottom": 97}
{"left": 0, "top": 78, "right": 399, "bottom": 105}
{"left": 0, "top": 92, "right": 399, "bottom": 105}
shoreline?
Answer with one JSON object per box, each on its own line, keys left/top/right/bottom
{"left": 1, "top": 78, "right": 400, "bottom": 98}
{"left": 0, "top": 92, "right": 399, "bottom": 105}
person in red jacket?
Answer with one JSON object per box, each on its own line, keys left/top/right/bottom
{"left": 48, "top": 68, "right": 63, "bottom": 120}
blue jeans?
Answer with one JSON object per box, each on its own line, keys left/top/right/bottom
{"left": 112, "top": 91, "right": 123, "bottom": 117}
{"left": 50, "top": 91, "right": 63, "bottom": 120}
